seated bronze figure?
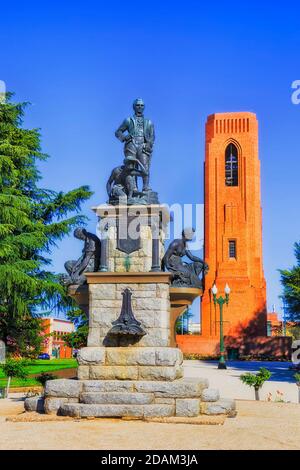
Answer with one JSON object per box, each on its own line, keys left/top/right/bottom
{"left": 162, "top": 228, "right": 209, "bottom": 288}
{"left": 62, "top": 228, "right": 101, "bottom": 286}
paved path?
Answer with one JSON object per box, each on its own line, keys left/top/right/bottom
{"left": 184, "top": 360, "right": 299, "bottom": 403}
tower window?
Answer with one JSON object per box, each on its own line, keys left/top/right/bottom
{"left": 229, "top": 240, "right": 237, "bottom": 259}
{"left": 225, "top": 143, "right": 238, "bottom": 186}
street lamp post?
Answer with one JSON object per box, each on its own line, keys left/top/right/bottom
{"left": 212, "top": 283, "right": 231, "bottom": 370}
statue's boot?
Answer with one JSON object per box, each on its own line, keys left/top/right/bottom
{"left": 142, "top": 175, "right": 151, "bottom": 192}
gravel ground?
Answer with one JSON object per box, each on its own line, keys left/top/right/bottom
{"left": 0, "top": 397, "right": 300, "bottom": 450}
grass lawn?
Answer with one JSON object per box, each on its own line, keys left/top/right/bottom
{"left": 0, "top": 358, "right": 78, "bottom": 388}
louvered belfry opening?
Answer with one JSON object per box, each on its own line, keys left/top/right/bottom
{"left": 225, "top": 143, "right": 238, "bottom": 187}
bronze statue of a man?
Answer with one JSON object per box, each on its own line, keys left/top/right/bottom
{"left": 115, "top": 98, "right": 155, "bottom": 192}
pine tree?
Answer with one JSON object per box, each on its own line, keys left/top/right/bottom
{"left": 0, "top": 94, "right": 92, "bottom": 356}
{"left": 279, "top": 241, "right": 300, "bottom": 321}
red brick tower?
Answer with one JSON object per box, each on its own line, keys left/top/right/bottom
{"left": 201, "top": 112, "right": 267, "bottom": 343}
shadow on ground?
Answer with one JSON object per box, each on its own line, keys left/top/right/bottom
{"left": 198, "top": 360, "right": 296, "bottom": 383}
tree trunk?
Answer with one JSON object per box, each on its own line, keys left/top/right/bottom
{"left": 5, "top": 376, "right": 11, "bottom": 398}
{"left": 255, "top": 387, "right": 260, "bottom": 401}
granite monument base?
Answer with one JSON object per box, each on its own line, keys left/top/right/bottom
{"left": 38, "top": 377, "right": 236, "bottom": 419}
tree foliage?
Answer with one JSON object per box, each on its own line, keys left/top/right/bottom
{"left": 240, "top": 367, "right": 271, "bottom": 390}
{"left": 0, "top": 94, "right": 92, "bottom": 356}
{"left": 1, "top": 358, "right": 29, "bottom": 380}
{"left": 294, "top": 373, "right": 300, "bottom": 385}
{"left": 63, "top": 306, "right": 88, "bottom": 349}
{"left": 176, "top": 308, "right": 194, "bottom": 335}
{"left": 279, "top": 242, "right": 300, "bottom": 321}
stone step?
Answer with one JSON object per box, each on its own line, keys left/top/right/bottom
{"left": 200, "top": 398, "right": 236, "bottom": 416}
{"left": 60, "top": 403, "right": 175, "bottom": 418}
{"left": 24, "top": 396, "right": 44, "bottom": 413}
{"left": 81, "top": 377, "right": 209, "bottom": 397}
{"left": 60, "top": 397, "right": 236, "bottom": 419}
{"left": 78, "top": 364, "right": 183, "bottom": 381}
{"left": 82, "top": 380, "right": 134, "bottom": 393}
{"left": 80, "top": 392, "right": 154, "bottom": 405}
{"left": 201, "top": 388, "right": 220, "bottom": 402}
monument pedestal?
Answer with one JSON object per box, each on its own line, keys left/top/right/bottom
{"left": 43, "top": 376, "right": 235, "bottom": 418}
{"left": 37, "top": 204, "right": 235, "bottom": 419}
{"left": 77, "top": 346, "right": 183, "bottom": 381}
{"left": 85, "top": 272, "right": 172, "bottom": 350}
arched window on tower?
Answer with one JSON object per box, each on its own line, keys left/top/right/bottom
{"left": 225, "top": 143, "right": 238, "bottom": 186}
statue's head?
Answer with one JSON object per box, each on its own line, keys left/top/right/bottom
{"left": 182, "top": 227, "right": 195, "bottom": 241}
{"left": 74, "top": 227, "right": 87, "bottom": 240}
{"left": 133, "top": 98, "right": 145, "bottom": 116}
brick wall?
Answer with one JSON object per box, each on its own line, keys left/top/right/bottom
{"left": 176, "top": 335, "right": 292, "bottom": 359}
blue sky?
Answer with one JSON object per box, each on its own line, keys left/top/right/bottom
{"left": 1, "top": 1, "right": 300, "bottom": 320}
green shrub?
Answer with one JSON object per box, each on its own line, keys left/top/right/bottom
{"left": 1, "top": 359, "right": 29, "bottom": 380}
{"left": 294, "top": 373, "right": 300, "bottom": 384}
{"left": 1, "top": 358, "right": 29, "bottom": 396}
{"left": 240, "top": 367, "right": 272, "bottom": 400}
{"left": 35, "top": 372, "right": 58, "bottom": 387}
{"left": 183, "top": 353, "right": 219, "bottom": 361}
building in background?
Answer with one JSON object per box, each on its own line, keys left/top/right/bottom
{"left": 202, "top": 112, "right": 267, "bottom": 341}
{"left": 177, "top": 112, "right": 291, "bottom": 358}
{"left": 267, "top": 312, "right": 282, "bottom": 336}
{"left": 41, "top": 318, "right": 75, "bottom": 359}
{"left": 266, "top": 311, "right": 300, "bottom": 337}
